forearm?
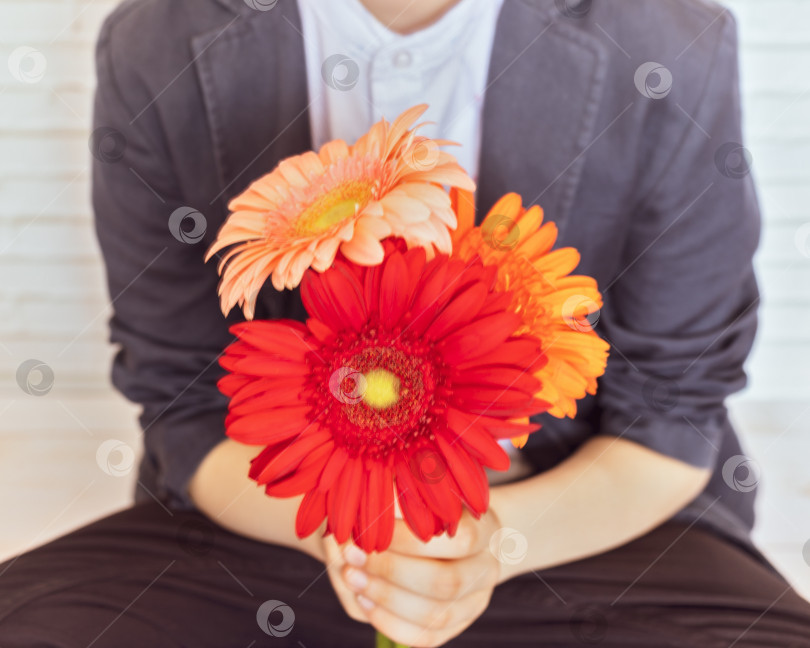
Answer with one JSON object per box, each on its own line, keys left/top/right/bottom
{"left": 490, "top": 436, "right": 711, "bottom": 582}
{"left": 188, "top": 438, "right": 326, "bottom": 563}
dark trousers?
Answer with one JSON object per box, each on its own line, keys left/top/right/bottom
{"left": 1, "top": 501, "right": 809, "bottom": 647}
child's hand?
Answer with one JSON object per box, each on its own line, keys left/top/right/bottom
{"left": 333, "top": 509, "right": 504, "bottom": 647}
{"left": 321, "top": 534, "right": 373, "bottom": 624}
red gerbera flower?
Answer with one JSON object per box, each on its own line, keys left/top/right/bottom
{"left": 217, "top": 240, "right": 549, "bottom": 552}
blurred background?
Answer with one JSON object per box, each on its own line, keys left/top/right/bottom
{"left": 0, "top": 0, "right": 808, "bottom": 597}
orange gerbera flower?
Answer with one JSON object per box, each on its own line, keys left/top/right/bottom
{"left": 450, "top": 189, "right": 610, "bottom": 440}
{"left": 205, "top": 104, "right": 475, "bottom": 319}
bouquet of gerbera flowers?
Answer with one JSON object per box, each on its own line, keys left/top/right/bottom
{"left": 205, "top": 105, "right": 608, "bottom": 645}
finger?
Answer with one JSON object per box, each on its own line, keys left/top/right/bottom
{"left": 322, "top": 536, "right": 370, "bottom": 623}
{"left": 360, "top": 590, "right": 490, "bottom": 648}
{"left": 327, "top": 567, "right": 369, "bottom": 623}
{"left": 342, "top": 563, "right": 492, "bottom": 630}
{"left": 386, "top": 514, "right": 485, "bottom": 559}
{"left": 351, "top": 547, "right": 499, "bottom": 600}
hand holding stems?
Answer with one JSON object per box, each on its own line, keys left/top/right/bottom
{"left": 322, "top": 508, "right": 505, "bottom": 648}
{"left": 191, "top": 437, "right": 710, "bottom": 646}
{"left": 188, "top": 438, "right": 507, "bottom": 647}
{"left": 320, "top": 436, "right": 713, "bottom": 647}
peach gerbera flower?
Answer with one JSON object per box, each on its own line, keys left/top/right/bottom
{"left": 205, "top": 104, "right": 475, "bottom": 319}
{"left": 450, "top": 189, "right": 610, "bottom": 444}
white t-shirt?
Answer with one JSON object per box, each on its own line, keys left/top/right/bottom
{"left": 297, "top": 0, "right": 505, "bottom": 181}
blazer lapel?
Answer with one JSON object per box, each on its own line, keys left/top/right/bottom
{"left": 476, "top": 0, "right": 608, "bottom": 233}
{"left": 192, "top": 0, "right": 311, "bottom": 212}
{"left": 195, "top": 0, "right": 607, "bottom": 234}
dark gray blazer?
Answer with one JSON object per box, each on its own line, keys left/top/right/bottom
{"left": 91, "top": 0, "right": 762, "bottom": 556}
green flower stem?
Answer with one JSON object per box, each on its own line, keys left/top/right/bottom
{"left": 375, "top": 629, "right": 409, "bottom": 648}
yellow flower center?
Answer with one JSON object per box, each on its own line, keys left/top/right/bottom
{"left": 361, "top": 368, "right": 401, "bottom": 409}
{"left": 295, "top": 180, "right": 374, "bottom": 236}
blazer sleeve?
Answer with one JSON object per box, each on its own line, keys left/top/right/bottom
{"left": 596, "top": 13, "right": 760, "bottom": 468}
{"left": 91, "top": 20, "right": 237, "bottom": 509}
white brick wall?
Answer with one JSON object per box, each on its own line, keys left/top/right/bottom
{"left": 0, "top": 0, "right": 159, "bottom": 563}
{"left": 0, "top": 0, "right": 808, "bottom": 599}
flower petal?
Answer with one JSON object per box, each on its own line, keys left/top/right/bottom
{"left": 340, "top": 227, "right": 386, "bottom": 266}
{"left": 394, "top": 458, "right": 438, "bottom": 542}
{"left": 225, "top": 405, "right": 311, "bottom": 445}
{"left": 296, "top": 489, "right": 327, "bottom": 538}
{"left": 435, "top": 432, "right": 489, "bottom": 515}
{"left": 379, "top": 252, "right": 411, "bottom": 325}
{"left": 254, "top": 428, "right": 332, "bottom": 484}
{"left": 328, "top": 456, "right": 364, "bottom": 544}
{"left": 264, "top": 441, "right": 334, "bottom": 497}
